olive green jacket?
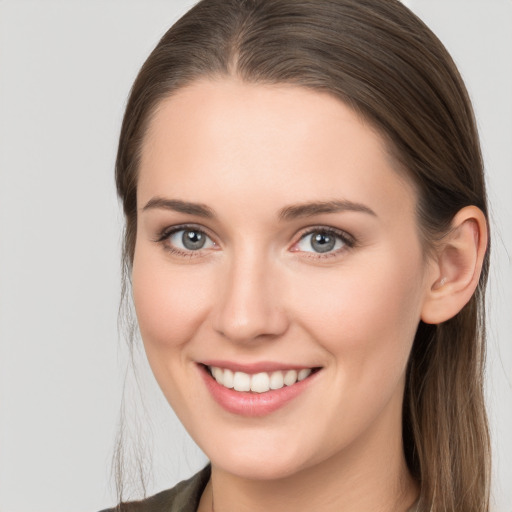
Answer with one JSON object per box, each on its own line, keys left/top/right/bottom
{"left": 99, "top": 465, "right": 211, "bottom": 512}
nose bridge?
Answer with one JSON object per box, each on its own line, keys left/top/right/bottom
{"left": 213, "top": 244, "right": 288, "bottom": 343}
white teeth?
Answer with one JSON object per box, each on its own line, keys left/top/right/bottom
{"left": 212, "top": 366, "right": 223, "bottom": 383}
{"left": 298, "top": 368, "right": 312, "bottom": 381}
{"left": 223, "top": 368, "right": 234, "bottom": 389}
{"left": 250, "top": 372, "right": 270, "bottom": 393}
{"left": 208, "top": 366, "right": 314, "bottom": 393}
{"left": 233, "top": 371, "right": 251, "bottom": 392}
{"left": 269, "top": 371, "right": 284, "bottom": 390}
{"left": 284, "top": 369, "right": 298, "bottom": 386}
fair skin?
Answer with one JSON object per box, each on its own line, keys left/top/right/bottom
{"left": 132, "top": 79, "right": 487, "bottom": 512}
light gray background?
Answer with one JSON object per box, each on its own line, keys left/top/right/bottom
{"left": 0, "top": 1, "right": 510, "bottom": 511}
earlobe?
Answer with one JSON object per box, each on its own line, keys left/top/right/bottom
{"left": 421, "top": 206, "right": 488, "bottom": 325}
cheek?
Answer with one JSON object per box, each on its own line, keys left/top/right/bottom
{"left": 131, "top": 248, "right": 213, "bottom": 356}
{"left": 291, "top": 247, "right": 425, "bottom": 383}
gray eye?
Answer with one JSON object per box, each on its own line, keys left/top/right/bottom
{"left": 297, "top": 230, "right": 345, "bottom": 254}
{"left": 168, "top": 229, "right": 215, "bottom": 251}
{"left": 310, "top": 232, "right": 336, "bottom": 253}
{"left": 182, "top": 230, "right": 206, "bottom": 250}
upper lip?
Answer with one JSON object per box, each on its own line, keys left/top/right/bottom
{"left": 200, "top": 360, "right": 319, "bottom": 374}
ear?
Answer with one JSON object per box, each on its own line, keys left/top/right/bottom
{"left": 421, "top": 206, "right": 488, "bottom": 325}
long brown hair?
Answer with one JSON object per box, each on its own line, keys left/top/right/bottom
{"left": 115, "top": 1, "right": 491, "bottom": 510}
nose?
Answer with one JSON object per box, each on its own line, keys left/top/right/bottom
{"left": 212, "top": 249, "right": 289, "bottom": 344}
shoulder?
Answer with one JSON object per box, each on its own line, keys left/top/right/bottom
{"left": 99, "top": 465, "right": 211, "bottom": 512}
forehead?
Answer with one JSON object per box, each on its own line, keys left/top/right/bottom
{"left": 138, "top": 78, "right": 416, "bottom": 223}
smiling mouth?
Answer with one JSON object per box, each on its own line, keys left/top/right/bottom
{"left": 205, "top": 365, "right": 320, "bottom": 394}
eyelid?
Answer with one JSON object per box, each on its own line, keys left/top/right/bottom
{"left": 154, "top": 223, "right": 219, "bottom": 256}
{"left": 154, "top": 223, "right": 210, "bottom": 241}
{"left": 290, "top": 225, "right": 356, "bottom": 256}
{"left": 153, "top": 223, "right": 356, "bottom": 259}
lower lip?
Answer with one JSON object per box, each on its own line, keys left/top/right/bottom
{"left": 199, "top": 365, "right": 320, "bottom": 417}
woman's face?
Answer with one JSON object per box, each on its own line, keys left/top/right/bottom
{"left": 133, "top": 79, "right": 433, "bottom": 480}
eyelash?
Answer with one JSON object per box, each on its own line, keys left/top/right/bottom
{"left": 292, "top": 226, "right": 355, "bottom": 259}
{"left": 154, "top": 224, "right": 217, "bottom": 259}
{"left": 154, "top": 224, "right": 356, "bottom": 260}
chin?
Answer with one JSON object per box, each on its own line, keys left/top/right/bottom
{"left": 204, "top": 433, "right": 320, "bottom": 481}
{"left": 212, "top": 455, "right": 308, "bottom": 481}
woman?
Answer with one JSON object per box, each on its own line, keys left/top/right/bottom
{"left": 106, "top": 0, "right": 491, "bottom": 510}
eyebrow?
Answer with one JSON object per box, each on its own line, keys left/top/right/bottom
{"left": 142, "top": 197, "right": 215, "bottom": 218}
{"left": 278, "top": 200, "right": 377, "bottom": 221}
{"left": 141, "top": 197, "right": 376, "bottom": 220}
